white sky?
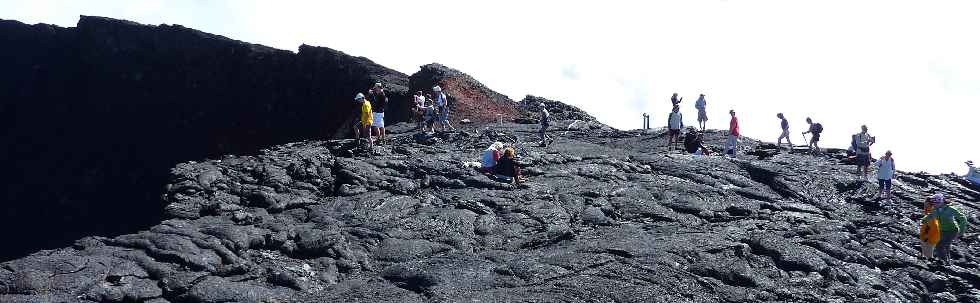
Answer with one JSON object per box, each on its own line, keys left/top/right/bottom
{"left": 3, "top": 0, "right": 978, "bottom": 174}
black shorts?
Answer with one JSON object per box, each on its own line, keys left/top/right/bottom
{"left": 857, "top": 154, "right": 871, "bottom": 166}
{"left": 811, "top": 133, "right": 821, "bottom": 142}
{"left": 669, "top": 129, "right": 681, "bottom": 136}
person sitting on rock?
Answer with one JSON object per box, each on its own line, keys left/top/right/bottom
{"left": 876, "top": 150, "right": 895, "bottom": 199}
{"left": 354, "top": 93, "right": 373, "bottom": 148}
{"left": 965, "top": 161, "right": 980, "bottom": 186}
{"left": 683, "top": 127, "right": 710, "bottom": 155}
{"left": 921, "top": 193, "right": 969, "bottom": 266}
{"left": 920, "top": 196, "right": 942, "bottom": 260}
{"left": 481, "top": 142, "right": 504, "bottom": 173}
{"left": 667, "top": 105, "right": 684, "bottom": 150}
{"left": 494, "top": 147, "right": 525, "bottom": 183}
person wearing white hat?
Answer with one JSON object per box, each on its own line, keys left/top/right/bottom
{"left": 354, "top": 93, "right": 373, "bottom": 148}
{"left": 922, "top": 193, "right": 969, "bottom": 265}
{"left": 433, "top": 85, "right": 455, "bottom": 131}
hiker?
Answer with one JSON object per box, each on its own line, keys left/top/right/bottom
{"left": 695, "top": 94, "right": 707, "bottom": 131}
{"left": 801, "top": 117, "right": 823, "bottom": 152}
{"left": 776, "top": 113, "right": 794, "bottom": 152}
{"left": 921, "top": 193, "right": 969, "bottom": 265}
{"left": 354, "top": 93, "right": 373, "bottom": 148}
{"left": 670, "top": 93, "right": 683, "bottom": 106}
{"left": 481, "top": 142, "right": 504, "bottom": 173}
{"left": 853, "top": 125, "right": 876, "bottom": 178}
{"left": 433, "top": 86, "right": 455, "bottom": 131}
{"left": 539, "top": 103, "right": 551, "bottom": 147}
{"left": 683, "top": 127, "right": 710, "bottom": 155}
{"left": 421, "top": 99, "right": 436, "bottom": 132}
{"left": 413, "top": 91, "right": 426, "bottom": 129}
{"left": 965, "top": 161, "right": 980, "bottom": 185}
{"left": 368, "top": 83, "right": 388, "bottom": 144}
{"left": 920, "top": 196, "right": 942, "bottom": 260}
{"left": 876, "top": 150, "right": 895, "bottom": 199}
{"left": 726, "top": 110, "right": 740, "bottom": 157}
{"left": 667, "top": 105, "right": 683, "bottom": 150}
{"left": 494, "top": 147, "right": 525, "bottom": 183}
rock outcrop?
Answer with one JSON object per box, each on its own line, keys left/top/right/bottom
{"left": 0, "top": 16, "right": 410, "bottom": 260}
{"left": 2, "top": 120, "right": 978, "bottom": 302}
{"left": 409, "top": 63, "right": 521, "bottom": 123}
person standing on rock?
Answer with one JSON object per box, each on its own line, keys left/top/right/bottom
{"left": 368, "top": 83, "right": 388, "bottom": 144}
{"left": 413, "top": 91, "right": 426, "bottom": 129}
{"left": 695, "top": 94, "right": 707, "bottom": 131}
{"left": 670, "top": 93, "right": 683, "bottom": 106}
{"left": 876, "top": 150, "right": 895, "bottom": 199}
{"left": 667, "top": 105, "right": 684, "bottom": 150}
{"left": 920, "top": 196, "right": 942, "bottom": 260}
{"left": 726, "top": 110, "right": 740, "bottom": 157}
{"left": 421, "top": 99, "right": 436, "bottom": 132}
{"left": 776, "top": 113, "right": 794, "bottom": 152}
{"left": 801, "top": 117, "right": 823, "bottom": 153}
{"left": 853, "top": 125, "right": 876, "bottom": 178}
{"left": 433, "top": 86, "right": 455, "bottom": 132}
{"left": 922, "top": 193, "right": 969, "bottom": 266}
{"left": 539, "top": 103, "right": 551, "bottom": 147}
{"left": 354, "top": 93, "right": 373, "bottom": 148}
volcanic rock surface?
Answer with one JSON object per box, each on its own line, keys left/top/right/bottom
{"left": 0, "top": 16, "right": 412, "bottom": 260}
{"left": 409, "top": 63, "right": 522, "bottom": 123}
{"left": 3, "top": 120, "right": 978, "bottom": 302}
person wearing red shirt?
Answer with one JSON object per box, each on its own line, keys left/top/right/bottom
{"left": 727, "top": 110, "right": 740, "bottom": 157}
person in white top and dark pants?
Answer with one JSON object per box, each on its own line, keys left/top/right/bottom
{"left": 876, "top": 150, "right": 896, "bottom": 199}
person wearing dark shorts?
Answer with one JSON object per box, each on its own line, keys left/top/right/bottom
{"left": 802, "top": 117, "right": 823, "bottom": 153}
{"left": 853, "top": 125, "right": 876, "bottom": 178}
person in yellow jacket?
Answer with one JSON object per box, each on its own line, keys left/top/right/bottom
{"left": 920, "top": 196, "right": 941, "bottom": 259}
{"left": 354, "top": 93, "right": 373, "bottom": 148}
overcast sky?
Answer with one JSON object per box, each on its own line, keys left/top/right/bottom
{"left": 3, "top": 0, "right": 978, "bottom": 174}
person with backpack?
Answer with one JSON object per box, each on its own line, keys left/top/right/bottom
{"left": 776, "top": 113, "right": 793, "bottom": 152}
{"left": 683, "top": 127, "right": 710, "bottom": 155}
{"left": 921, "top": 193, "right": 969, "bottom": 265}
{"left": 695, "top": 94, "right": 707, "bottom": 131}
{"left": 670, "top": 93, "right": 683, "bottom": 106}
{"left": 368, "top": 83, "right": 388, "bottom": 144}
{"left": 666, "top": 105, "right": 684, "bottom": 150}
{"left": 354, "top": 93, "right": 373, "bottom": 148}
{"left": 433, "top": 86, "right": 455, "bottom": 132}
{"left": 539, "top": 103, "right": 551, "bottom": 147}
{"left": 481, "top": 142, "right": 504, "bottom": 173}
{"left": 854, "top": 125, "right": 876, "bottom": 178}
{"left": 801, "top": 117, "right": 823, "bottom": 153}
{"left": 876, "top": 150, "right": 896, "bottom": 199}
{"left": 726, "top": 110, "right": 740, "bottom": 157}
{"left": 920, "top": 196, "right": 942, "bottom": 260}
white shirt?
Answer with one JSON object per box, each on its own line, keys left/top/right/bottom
{"left": 877, "top": 158, "right": 895, "bottom": 180}
{"left": 481, "top": 148, "right": 498, "bottom": 168}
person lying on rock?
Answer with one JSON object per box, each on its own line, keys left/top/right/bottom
{"left": 683, "top": 127, "right": 710, "bottom": 156}
{"left": 920, "top": 196, "right": 942, "bottom": 260}
{"left": 494, "top": 147, "right": 526, "bottom": 183}
{"left": 921, "top": 193, "right": 969, "bottom": 266}
{"left": 481, "top": 142, "right": 504, "bottom": 173}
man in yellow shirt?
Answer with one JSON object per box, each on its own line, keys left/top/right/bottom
{"left": 354, "top": 93, "right": 373, "bottom": 147}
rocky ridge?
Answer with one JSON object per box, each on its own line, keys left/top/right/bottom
{"left": 2, "top": 120, "right": 978, "bottom": 302}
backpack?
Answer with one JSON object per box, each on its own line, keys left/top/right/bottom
{"left": 812, "top": 123, "right": 823, "bottom": 134}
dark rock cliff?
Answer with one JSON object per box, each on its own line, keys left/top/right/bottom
{"left": 0, "top": 16, "right": 410, "bottom": 261}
